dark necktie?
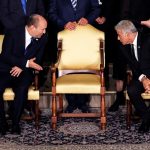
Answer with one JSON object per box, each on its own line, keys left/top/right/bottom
{"left": 130, "top": 44, "right": 137, "bottom": 61}
{"left": 21, "top": 0, "right": 26, "bottom": 15}
{"left": 71, "top": 0, "right": 77, "bottom": 10}
{"left": 24, "top": 37, "right": 35, "bottom": 55}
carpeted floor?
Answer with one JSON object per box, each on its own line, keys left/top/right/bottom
{"left": 0, "top": 108, "right": 150, "bottom": 150}
{"left": 1, "top": 144, "right": 150, "bottom": 150}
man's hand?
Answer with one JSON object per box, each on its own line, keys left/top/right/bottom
{"left": 64, "top": 21, "right": 77, "bottom": 30}
{"left": 96, "top": 17, "right": 106, "bottom": 24}
{"left": 142, "top": 77, "right": 150, "bottom": 93}
{"left": 78, "top": 18, "right": 88, "bottom": 25}
{"left": 28, "top": 58, "right": 43, "bottom": 71}
{"left": 10, "top": 66, "right": 23, "bottom": 77}
{"left": 141, "top": 20, "right": 150, "bottom": 28}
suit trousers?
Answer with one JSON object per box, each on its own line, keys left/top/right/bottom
{"left": 0, "top": 70, "right": 33, "bottom": 126}
{"left": 127, "top": 79, "right": 150, "bottom": 121}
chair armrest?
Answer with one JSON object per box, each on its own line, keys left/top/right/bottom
{"left": 126, "top": 69, "right": 133, "bottom": 85}
{"left": 33, "top": 70, "right": 40, "bottom": 90}
{"left": 51, "top": 64, "right": 57, "bottom": 88}
{"left": 54, "top": 39, "right": 63, "bottom": 68}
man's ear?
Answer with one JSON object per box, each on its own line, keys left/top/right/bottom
{"left": 29, "top": 25, "right": 36, "bottom": 31}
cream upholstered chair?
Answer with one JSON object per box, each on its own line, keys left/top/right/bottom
{"left": 0, "top": 34, "right": 40, "bottom": 128}
{"left": 126, "top": 71, "right": 150, "bottom": 129}
{"left": 51, "top": 24, "right": 106, "bottom": 130}
{"left": 0, "top": 35, "right": 4, "bottom": 54}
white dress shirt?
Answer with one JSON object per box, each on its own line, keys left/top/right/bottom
{"left": 25, "top": 27, "right": 32, "bottom": 67}
{"left": 25, "top": 27, "right": 32, "bottom": 49}
{"left": 132, "top": 33, "right": 138, "bottom": 61}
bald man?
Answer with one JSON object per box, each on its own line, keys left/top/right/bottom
{"left": 0, "top": 14, "right": 47, "bottom": 135}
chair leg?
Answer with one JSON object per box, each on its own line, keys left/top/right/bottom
{"left": 35, "top": 100, "right": 39, "bottom": 129}
{"left": 100, "top": 94, "right": 106, "bottom": 130}
{"left": 51, "top": 94, "right": 57, "bottom": 129}
{"left": 59, "top": 94, "right": 63, "bottom": 113}
{"left": 126, "top": 100, "right": 132, "bottom": 129}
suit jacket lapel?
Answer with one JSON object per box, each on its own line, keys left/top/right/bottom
{"left": 15, "top": 28, "right": 25, "bottom": 55}
{"left": 76, "top": 0, "right": 80, "bottom": 11}
{"left": 67, "top": 0, "right": 72, "bottom": 6}
{"left": 25, "top": 38, "right": 39, "bottom": 58}
{"left": 22, "top": 29, "right": 26, "bottom": 54}
{"left": 121, "top": 44, "right": 138, "bottom": 66}
{"left": 26, "top": 0, "right": 32, "bottom": 15}
{"left": 19, "top": 0, "right": 26, "bottom": 15}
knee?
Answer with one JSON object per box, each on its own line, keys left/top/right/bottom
{"left": 14, "top": 86, "right": 29, "bottom": 96}
{"left": 127, "top": 83, "right": 142, "bottom": 98}
{"left": 127, "top": 84, "right": 136, "bottom": 96}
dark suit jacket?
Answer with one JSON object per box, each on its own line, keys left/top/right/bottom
{"left": 0, "top": 26, "right": 47, "bottom": 73}
{"left": 120, "top": 32, "right": 150, "bottom": 80}
{"left": 48, "top": 0, "right": 100, "bottom": 30}
{"left": 0, "top": 0, "right": 45, "bottom": 30}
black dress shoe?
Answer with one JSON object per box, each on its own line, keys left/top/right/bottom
{"left": 138, "top": 121, "right": 150, "bottom": 133}
{"left": 0, "top": 124, "right": 9, "bottom": 135}
{"left": 21, "top": 109, "right": 34, "bottom": 120}
{"left": 132, "top": 110, "right": 141, "bottom": 123}
{"left": 0, "top": 127, "right": 7, "bottom": 135}
{"left": 65, "top": 106, "right": 77, "bottom": 113}
{"left": 11, "top": 125, "right": 21, "bottom": 135}
{"left": 108, "top": 101, "right": 119, "bottom": 112}
{"left": 108, "top": 91, "right": 126, "bottom": 112}
{"left": 0, "top": 128, "right": 6, "bottom": 135}
{"left": 80, "top": 106, "right": 91, "bottom": 113}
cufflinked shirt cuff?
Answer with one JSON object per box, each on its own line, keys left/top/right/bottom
{"left": 139, "top": 74, "right": 146, "bottom": 82}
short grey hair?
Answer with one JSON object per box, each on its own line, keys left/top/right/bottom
{"left": 115, "top": 20, "right": 137, "bottom": 34}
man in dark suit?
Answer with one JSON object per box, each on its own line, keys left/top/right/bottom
{"left": 48, "top": 0, "right": 100, "bottom": 113}
{"left": 115, "top": 20, "right": 150, "bottom": 133}
{"left": 0, "top": 14, "right": 47, "bottom": 135}
{"left": 106, "top": 0, "right": 150, "bottom": 112}
{"left": 48, "top": 0, "right": 100, "bottom": 31}
{"left": 0, "top": 0, "right": 46, "bottom": 119}
{"left": 0, "top": 0, "right": 45, "bottom": 32}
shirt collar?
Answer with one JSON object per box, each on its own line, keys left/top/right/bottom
{"left": 133, "top": 32, "right": 138, "bottom": 47}
{"left": 25, "top": 27, "right": 32, "bottom": 40}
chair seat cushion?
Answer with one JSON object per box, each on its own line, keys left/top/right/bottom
{"left": 3, "top": 86, "right": 39, "bottom": 101}
{"left": 141, "top": 93, "right": 150, "bottom": 99}
{"left": 126, "top": 92, "right": 150, "bottom": 100}
{"left": 56, "top": 74, "right": 101, "bottom": 93}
